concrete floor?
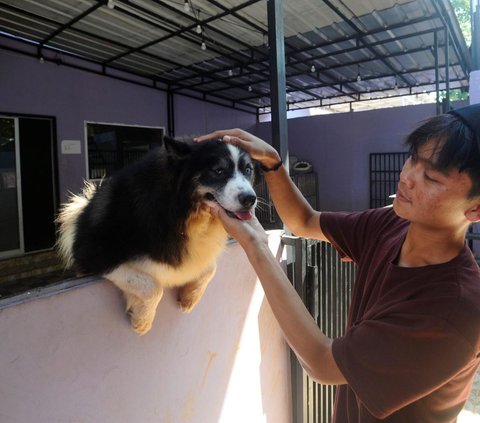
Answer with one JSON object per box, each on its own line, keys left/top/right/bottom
{"left": 459, "top": 370, "right": 480, "bottom": 422}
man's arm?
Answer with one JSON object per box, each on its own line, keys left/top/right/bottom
{"left": 212, "top": 205, "right": 346, "bottom": 385}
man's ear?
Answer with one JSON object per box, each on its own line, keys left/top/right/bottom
{"left": 163, "top": 136, "right": 193, "bottom": 157}
{"left": 465, "top": 202, "right": 480, "bottom": 223}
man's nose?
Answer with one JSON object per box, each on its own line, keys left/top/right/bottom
{"left": 399, "top": 159, "right": 416, "bottom": 188}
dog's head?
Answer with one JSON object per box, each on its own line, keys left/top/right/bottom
{"left": 164, "top": 136, "right": 257, "bottom": 220}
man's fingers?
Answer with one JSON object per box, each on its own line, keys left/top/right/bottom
{"left": 194, "top": 128, "right": 249, "bottom": 143}
{"left": 223, "top": 135, "right": 250, "bottom": 148}
{"left": 194, "top": 131, "right": 221, "bottom": 142}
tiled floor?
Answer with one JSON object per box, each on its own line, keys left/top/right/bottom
{"left": 458, "top": 370, "right": 480, "bottom": 422}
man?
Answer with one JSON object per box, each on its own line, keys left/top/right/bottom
{"left": 195, "top": 103, "right": 480, "bottom": 422}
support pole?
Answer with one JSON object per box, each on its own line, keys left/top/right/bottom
{"left": 267, "top": 0, "right": 289, "bottom": 169}
{"left": 167, "top": 88, "right": 175, "bottom": 137}
{"left": 444, "top": 25, "right": 451, "bottom": 112}
{"left": 434, "top": 31, "right": 441, "bottom": 115}
{"left": 472, "top": 0, "right": 480, "bottom": 71}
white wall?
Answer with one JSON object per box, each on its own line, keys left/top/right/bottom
{"left": 0, "top": 234, "right": 291, "bottom": 423}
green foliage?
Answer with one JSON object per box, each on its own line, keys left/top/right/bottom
{"left": 450, "top": 0, "right": 472, "bottom": 45}
{"left": 438, "top": 88, "right": 470, "bottom": 101}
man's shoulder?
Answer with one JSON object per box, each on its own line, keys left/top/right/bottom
{"left": 353, "top": 206, "right": 408, "bottom": 237}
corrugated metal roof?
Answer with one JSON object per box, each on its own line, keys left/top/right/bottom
{"left": 0, "top": 0, "right": 472, "bottom": 114}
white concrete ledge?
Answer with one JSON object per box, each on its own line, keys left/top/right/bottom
{"left": 0, "top": 232, "right": 292, "bottom": 423}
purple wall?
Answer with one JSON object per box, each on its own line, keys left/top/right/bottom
{"left": 174, "top": 95, "right": 257, "bottom": 136}
{"left": 1, "top": 48, "right": 166, "bottom": 201}
{"left": 1, "top": 43, "right": 466, "bottom": 215}
{"left": 1, "top": 44, "right": 257, "bottom": 202}
{"left": 255, "top": 104, "right": 464, "bottom": 212}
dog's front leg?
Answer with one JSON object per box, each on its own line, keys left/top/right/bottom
{"left": 177, "top": 263, "right": 216, "bottom": 313}
{"left": 104, "top": 263, "right": 163, "bottom": 335}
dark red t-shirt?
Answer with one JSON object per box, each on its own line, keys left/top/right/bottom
{"left": 321, "top": 207, "right": 480, "bottom": 422}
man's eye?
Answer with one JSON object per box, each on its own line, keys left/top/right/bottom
{"left": 424, "top": 172, "right": 437, "bottom": 182}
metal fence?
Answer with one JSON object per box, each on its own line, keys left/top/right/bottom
{"left": 283, "top": 236, "right": 356, "bottom": 423}
{"left": 255, "top": 172, "right": 317, "bottom": 229}
{"left": 369, "top": 152, "right": 409, "bottom": 208}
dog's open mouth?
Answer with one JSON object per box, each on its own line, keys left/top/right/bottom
{"left": 205, "top": 193, "right": 254, "bottom": 221}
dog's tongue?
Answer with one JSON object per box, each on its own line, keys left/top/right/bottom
{"left": 234, "top": 210, "right": 254, "bottom": 221}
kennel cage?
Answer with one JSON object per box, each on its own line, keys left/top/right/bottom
{"left": 255, "top": 168, "right": 318, "bottom": 230}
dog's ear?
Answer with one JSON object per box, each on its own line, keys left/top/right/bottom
{"left": 163, "top": 136, "right": 193, "bottom": 157}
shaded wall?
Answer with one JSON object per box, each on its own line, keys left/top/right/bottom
{"left": 255, "top": 103, "right": 464, "bottom": 212}
{"left": 0, "top": 44, "right": 257, "bottom": 202}
{"left": 1, "top": 46, "right": 166, "bottom": 202}
{"left": 174, "top": 95, "right": 257, "bottom": 137}
{"left": 0, "top": 235, "right": 291, "bottom": 423}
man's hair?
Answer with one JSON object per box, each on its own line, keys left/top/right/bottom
{"left": 405, "top": 113, "right": 480, "bottom": 198}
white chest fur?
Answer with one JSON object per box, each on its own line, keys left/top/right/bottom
{"left": 130, "top": 208, "right": 228, "bottom": 288}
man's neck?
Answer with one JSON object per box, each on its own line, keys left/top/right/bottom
{"left": 397, "top": 223, "right": 467, "bottom": 268}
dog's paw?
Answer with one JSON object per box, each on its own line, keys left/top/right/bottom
{"left": 131, "top": 317, "right": 153, "bottom": 335}
{"left": 126, "top": 303, "right": 156, "bottom": 335}
{"left": 123, "top": 290, "right": 163, "bottom": 335}
{"left": 127, "top": 307, "right": 155, "bottom": 335}
{"left": 178, "top": 296, "right": 197, "bottom": 313}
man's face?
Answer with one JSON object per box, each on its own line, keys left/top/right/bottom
{"left": 393, "top": 140, "right": 477, "bottom": 229}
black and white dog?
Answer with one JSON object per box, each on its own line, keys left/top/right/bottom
{"left": 56, "top": 137, "right": 257, "bottom": 335}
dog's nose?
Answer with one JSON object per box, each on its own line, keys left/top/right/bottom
{"left": 239, "top": 193, "right": 256, "bottom": 208}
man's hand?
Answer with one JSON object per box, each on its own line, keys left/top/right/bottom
{"left": 210, "top": 203, "right": 268, "bottom": 250}
{"left": 195, "top": 129, "right": 281, "bottom": 170}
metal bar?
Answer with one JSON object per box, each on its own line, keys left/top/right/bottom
{"left": 445, "top": 25, "right": 451, "bottom": 111}
{"left": 205, "top": 42, "right": 458, "bottom": 99}
{"left": 104, "top": 0, "right": 263, "bottom": 66}
{"left": 282, "top": 236, "right": 306, "bottom": 423}
{"left": 473, "top": 1, "right": 480, "bottom": 70}
{"left": 431, "top": 0, "right": 472, "bottom": 75}
{"left": 40, "top": 2, "right": 103, "bottom": 46}
{"left": 267, "top": 0, "right": 289, "bottom": 166}
{"left": 320, "top": 0, "right": 411, "bottom": 86}
{"left": 172, "top": 24, "right": 441, "bottom": 89}
{"left": 435, "top": 31, "right": 441, "bottom": 115}
{"left": 167, "top": 89, "right": 175, "bottom": 137}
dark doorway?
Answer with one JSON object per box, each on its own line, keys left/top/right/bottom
{"left": 18, "top": 117, "right": 57, "bottom": 252}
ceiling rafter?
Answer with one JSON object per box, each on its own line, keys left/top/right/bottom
{"left": 183, "top": 29, "right": 450, "bottom": 96}
{"left": 0, "top": 0, "right": 471, "bottom": 113}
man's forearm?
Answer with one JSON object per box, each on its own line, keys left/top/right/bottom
{"left": 244, "top": 240, "right": 346, "bottom": 385}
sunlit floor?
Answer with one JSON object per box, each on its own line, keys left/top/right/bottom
{"left": 458, "top": 371, "right": 480, "bottom": 423}
{"left": 458, "top": 410, "right": 480, "bottom": 422}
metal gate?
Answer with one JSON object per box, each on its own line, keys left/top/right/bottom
{"left": 283, "top": 236, "right": 356, "bottom": 423}
{"left": 369, "top": 152, "right": 409, "bottom": 208}
{"left": 255, "top": 172, "right": 317, "bottom": 229}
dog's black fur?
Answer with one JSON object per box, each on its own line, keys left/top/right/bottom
{"left": 57, "top": 136, "right": 257, "bottom": 334}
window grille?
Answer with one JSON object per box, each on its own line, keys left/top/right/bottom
{"left": 369, "top": 152, "right": 409, "bottom": 208}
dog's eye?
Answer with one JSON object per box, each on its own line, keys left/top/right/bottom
{"left": 211, "top": 167, "right": 224, "bottom": 176}
{"left": 245, "top": 164, "right": 253, "bottom": 175}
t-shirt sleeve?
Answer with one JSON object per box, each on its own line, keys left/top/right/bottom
{"left": 320, "top": 208, "right": 395, "bottom": 263}
{"left": 332, "top": 312, "right": 477, "bottom": 418}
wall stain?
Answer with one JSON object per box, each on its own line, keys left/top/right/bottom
{"left": 199, "top": 351, "right": 217, "bottom": 391}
